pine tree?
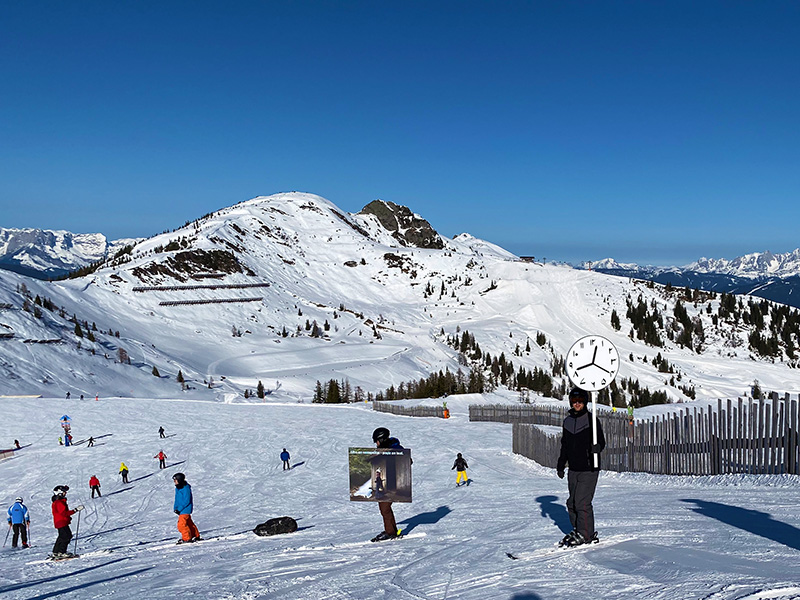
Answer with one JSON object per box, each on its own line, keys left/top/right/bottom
{"left": 74, "top": 323, "right": 84, "bottom": 338}
{"left": 177, "top": 370, "right": 185, "bottom": 383}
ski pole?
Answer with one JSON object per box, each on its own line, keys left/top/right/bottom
{"left": 27, "top": 523, "right": 31, "bottom": 545}
{"left": 72, "top": 510, "right": 81, "bottom": 555}
{"left": 3, "top": 525, "right": 10, "bottom": 547}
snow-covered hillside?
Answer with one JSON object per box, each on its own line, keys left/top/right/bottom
{"left": 1, "top": 395, "right": 799, "bottom": 599}
{"left": 0, "top": 227, "right": 139, "bottom": 279}
{"left": 1, "top": 192, "right": 799, "bottom": 404}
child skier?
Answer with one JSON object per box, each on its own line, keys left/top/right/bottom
{"left": 172, "top": 472, "right": 201, "bottom": 543}
{"left": 50, "top": 485, "right": 83, "bottom": 558}
{"left": 370, "top": 427, "right": 405, "bottom": 542}
{"left": 452, "top": 452, "right": 469, "bottom": 486}
{"left": 119, "top": 462, "right": 129, "bottom": 483}
{"left": 280, "top": 448, "right": 291, "bottom": 470}
{"left": 154, "top": 450, "right": 167, "bottom": 469}
{"left": 89, "top": 475, "right": 101, "bottom": 498}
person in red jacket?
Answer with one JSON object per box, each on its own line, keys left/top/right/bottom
{"left": 89, "top": 475, "right": 101, "bottom": 498}
{"left": 154, "top": 450, "right": 168, "bottom": 469}
{"left": 51, "top": 485, "right": 83, "bottom": 558}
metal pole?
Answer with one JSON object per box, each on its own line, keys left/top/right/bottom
{"left": 27, "top": 522, "right": 31, "bottom": 545}
{"left": 72, "top": 510, "right": 81, "bottom": 556}
{"left": 592, "top": 390, "right": 599, "bottom": 468}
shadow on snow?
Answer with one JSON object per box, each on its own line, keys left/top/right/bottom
{"left": 398, "top": 505, "right": 452, "bottom": 534}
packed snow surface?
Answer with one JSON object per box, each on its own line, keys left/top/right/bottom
{"left": 2, "top": 395, "right": 799, "bottom": 599}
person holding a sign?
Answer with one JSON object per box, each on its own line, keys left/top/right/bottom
{"left": 556, "top": 388, "right": 605, "bottom": 547}
{"left": 371, "top": 427, "right": 403, "bottom": 542}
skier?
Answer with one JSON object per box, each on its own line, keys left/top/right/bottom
{"left": 374, "top": 469, "right": 384, "bottom": 494}
{"left": 159, "top": 426, "right": 166, "bottom": 439}
{"left": 58, "top": 437, "right": 63, "bottom": 446}
{"left": 119, "top": 462, "right": 130, "bottom": 484}
{"left": 65, "top": 392, "right": 70, "bottom": 400}
{"left": 556, "top": 388, "right": 606, "bottom": 547}
{"left": 370, "top": 427, "right": 404, "bottom": 542}
{"left": 14, "top": 439, "right": 21, "bottom": 449}
{"left": 280, "top": 448, "right": 290, "bottom": 470}
{"left": 87, "top": 437, "right": 94, "bottom": 447}
{"left": 51, "top": 485, "right": 83, "bottom": 559}
{"left": 452, "top": 452, "right": 469, "bottom": 486}
{"left": 89, "top": 475, "right": 101, "bottom": 498}
{"left": 172, "top": 472, "right": 201, "bottom": 543}
{"left": 80, "top": 394, "right": 84, "bottom": 400}
{"left": 155, "top": 450, "right": 168, "bottom": 469}
{"left": 7, "top": 497, "right": 30, "bottom": 548}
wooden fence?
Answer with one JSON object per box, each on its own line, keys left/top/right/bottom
{"left": 373, "top": 401, "right": 445, "bottom": 418}
{"left": 473, "top": 399, "right": 800, "bottom": 476}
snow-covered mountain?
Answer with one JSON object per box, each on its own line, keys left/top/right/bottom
{"left": 1, "top": 192, "right": 799, "bottom": 404}
{"left": 585, "top": 250, "right": 800, "bottom": 309}
{"left": 0, "top": 227, "right": 140, "bottom": 279}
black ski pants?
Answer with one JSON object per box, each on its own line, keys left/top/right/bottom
{"left": 282, "top": 460, "right": 290, "bottom": 470}
{"left": 159, "top": 459, "right": 166, "bottom": 469}
{"left": 53, "top": 526, "right": 73, "bottom": 555}
{"left": 12, "top": 523, "right": 28, "bottom": 547}
{"left": 91, "top": 485, "right": 101, "bottom": 498}
{"left": 566, "top": 470, "right": 599, "bottom": 541}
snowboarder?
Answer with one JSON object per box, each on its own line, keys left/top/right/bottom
{"left": 65, "top": 392, "right": 70, "bottom": 399}
{"left": 556, "top": 388, "right": 605, "bottom": 547}
{"left": 7, "top": 497, "right": 30, "bottom": 548}
{"left": 452, "top": 452, "right": 469, "bottom": 486}
{"left": 280, "top": 448, "right": 290, "bottom": 470}
{"left": 155, "top": 450, "right": 168, "bottom": 469}
{"left": 51, "top": 485, "right": 83, "bottom": 558}
{"left": 172, "top": 472, "right": 201, "bottom": 543}
{"left": 89, "top": 475, "right": 101, "bottom": 498}
{"left": 159, "top": 426, "right": 166, "bottom": 439}
{"left": 14, "top": 439, "right": 21, "bottom": 449}
{"left": 370, "top": 427, "right": 404, "bottom": 542}
{"left": 119, "top": 462, "right": 130, "bottom": 484}
{"left": 87, "top": 437, "right": 94, "bottom": 447}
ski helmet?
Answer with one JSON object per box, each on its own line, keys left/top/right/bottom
{"left": 53, "top": 485, "right": 69, "bottom": 496}
{"left": 372, "top": 427, "right": 390, "bottom": 443}
{"left": 172, "top": 472, "right": 186, "bottom": 484}
{"left": 569, "top": 388, "right": 589, "bottom": 405}
{"left": 457, "top": 453, "right": 462, "bottom": 458}
{"left": 15, "top": 497, "right": 23, "bottom": 503}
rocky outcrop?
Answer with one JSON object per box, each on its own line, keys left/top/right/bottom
{"left": 359, "top": 200, "right": 444, "bottom": 249}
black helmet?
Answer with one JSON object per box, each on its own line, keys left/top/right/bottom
{"left": 372, "top": 427, "right": 390, "bottom": 443}
{"left": 569, "top": 387, "right": 590, "bottom": 405}
{"left": 53, "top": 485, "right": 69, "bottom": 496}
{"left": 457, "top": 453, "right": 462, "bottom": 458}
{"left": 172, "top": 472, "right": 186, "bottom": 484}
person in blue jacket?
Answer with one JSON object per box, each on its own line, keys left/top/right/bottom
{"left": 280, "top": 448, "right": 291, "bottom": 470}
{"left": 7, "top": 497, "right": 30, "bottom": 548}
{"left": 172, "top": 472, "right": 201, "bottom": 543}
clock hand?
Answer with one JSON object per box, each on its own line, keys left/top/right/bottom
{"left": 575, "top": 362, "right": 594, "bottom": 371}
{"left": 590, "top": 346, "right": 598, "bottom": 365}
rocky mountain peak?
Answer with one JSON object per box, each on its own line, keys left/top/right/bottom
{"left": 359, "top": 200, "right": 444, "bottom": 250}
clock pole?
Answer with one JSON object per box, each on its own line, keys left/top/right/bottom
{"left": 591, "top": 390, "right": 599, "bottom": 469}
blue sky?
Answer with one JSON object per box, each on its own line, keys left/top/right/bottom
{"left": 1, "top": 1, "right": 798, "bottom": 265}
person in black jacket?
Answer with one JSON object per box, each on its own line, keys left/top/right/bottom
{"left": 370, "top": 427, "right": 403, "bottom": 542}
{"left": 556, "top": 387, "right": 605, "bottom": 547}
{"left": 452, "top": 453, "right": 469, "bottom": 486}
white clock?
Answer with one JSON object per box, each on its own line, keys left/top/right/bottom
{"left": 565, "top": 335, "right": 619, "bottom": 392}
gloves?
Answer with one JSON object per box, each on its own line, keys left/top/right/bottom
{"left": 75, "top": 505, "right": 85, "bottom": 512}
{"left": 591, "top": 444, "right": 602, "bottom": 454}
{"left": 557, "top": 469, "right": 565, "bottom": 479}
{"left": 174, "top": 510, "right": 180, "bottom": 515}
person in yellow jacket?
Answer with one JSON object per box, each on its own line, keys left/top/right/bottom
{"left": 119, "top": 462, "right": 130, "bottom": 484}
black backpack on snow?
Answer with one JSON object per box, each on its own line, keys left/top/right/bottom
{"left": 253, "top": 516, "right": 298, "bottom": 536}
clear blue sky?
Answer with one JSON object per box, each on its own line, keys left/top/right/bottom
{"left": 1, "top": 1, "right": 798, "bottom": 265}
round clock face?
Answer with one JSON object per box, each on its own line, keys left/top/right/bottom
{"left": 565, "top": 335, "right": 619, "bottom": 392}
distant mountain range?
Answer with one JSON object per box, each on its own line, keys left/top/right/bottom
{"left": 582, "top": 251, "right": 800, "bottom": 309}
{"left": 0, "top": 227, "right": 140, "bottom": 279}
